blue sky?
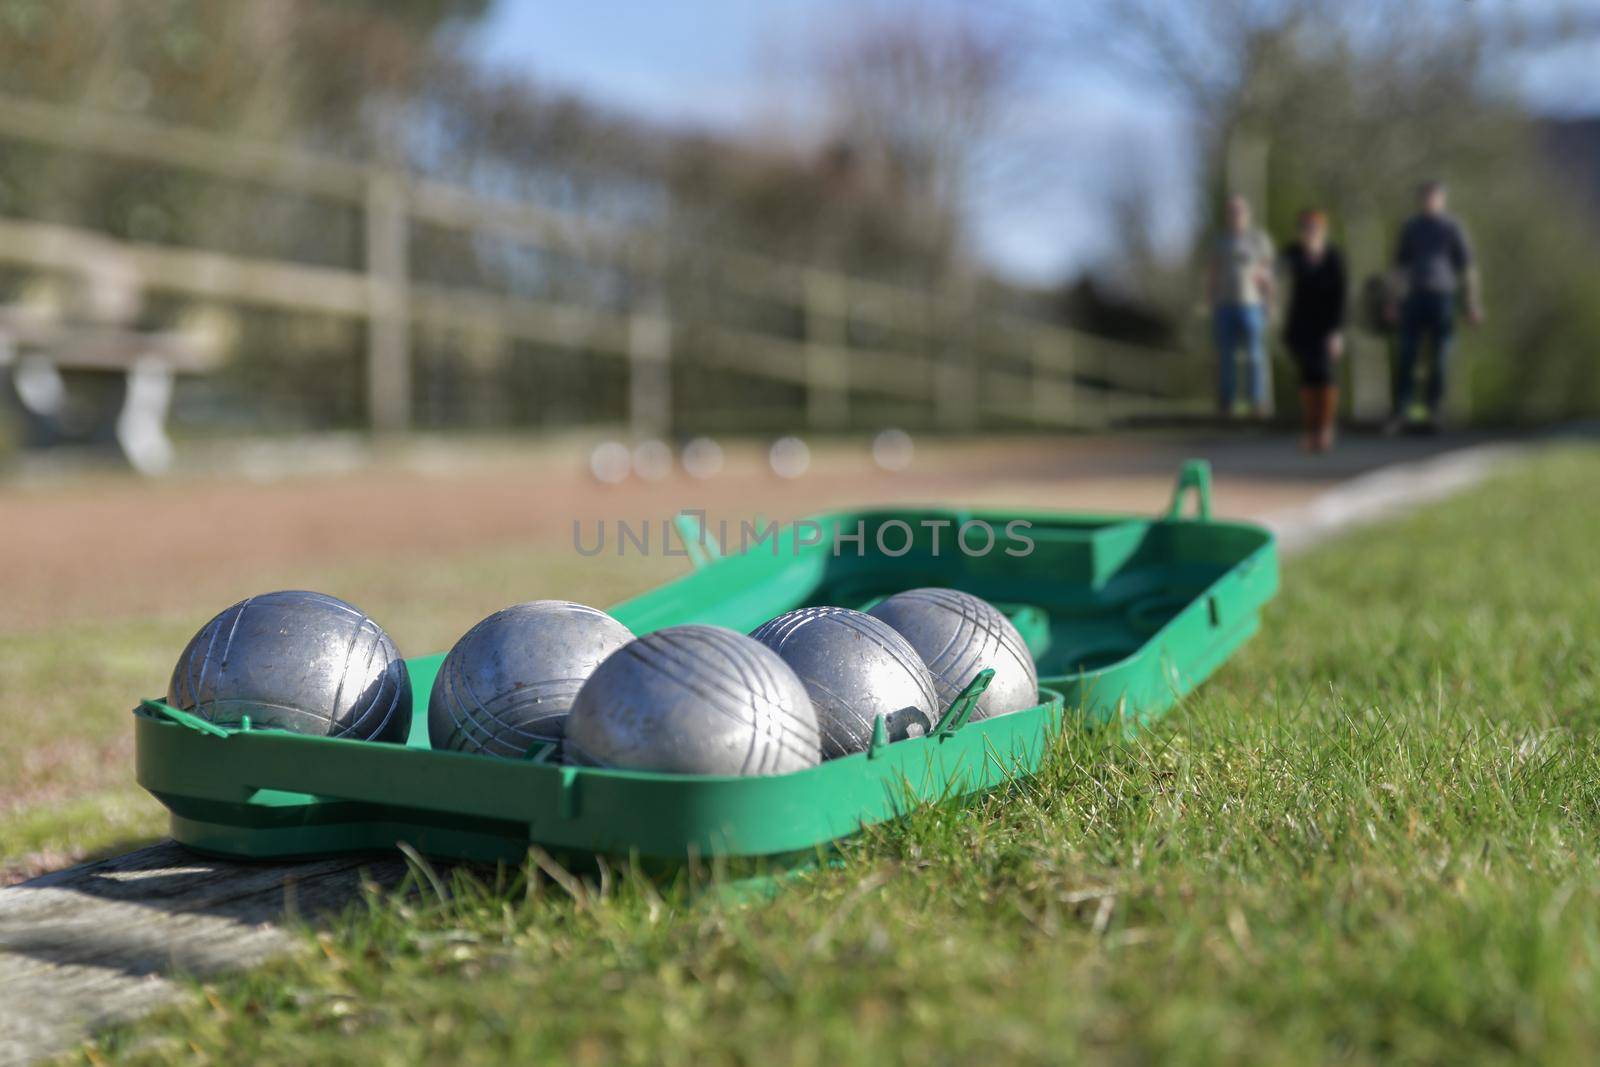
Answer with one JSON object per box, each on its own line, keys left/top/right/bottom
{"left": 466, "top": 0, "right": 1598, "bottom": 283}
{"left": 470, "top": 0, "right": 822, "bottom": 131}
{"left": 465, "top": 0, "right": 1192, "bottom": 282}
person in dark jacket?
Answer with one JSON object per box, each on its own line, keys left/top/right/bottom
{"left": 1281, "top": 209, "right": 1347, "bottom": 452}
{"left": 1386, "top": 180, "right": 1482, "bottom": 433}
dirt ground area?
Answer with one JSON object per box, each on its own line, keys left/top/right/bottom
{"left": 0, "top": 429, "right": 1488, "bottom": 634}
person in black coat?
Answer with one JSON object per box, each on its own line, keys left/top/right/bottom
{"left": 1281, "top": 209, "right": 1348, "bottom": 452}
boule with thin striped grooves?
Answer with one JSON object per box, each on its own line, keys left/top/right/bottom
{"left": 166, "top": 589, "right": 412, "bottom": 742}
{"left": 428, "top": 600, "right": 634, "bottom": 757}
{"left": 564, "top": 624, "right": 821, "bottom": 775}
{"left": 867, "top": 587, "right": 1038, "bottom": 720}
{"left": 749, "top": 606, "right": 937, "bottom": 759}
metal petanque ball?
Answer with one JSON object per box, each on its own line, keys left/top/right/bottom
{"left": 632, "top": 438, "right": 674, "bottom": 482}
{"left": 750, "top": 606, "right": 937, "bottom": 759}
{"left": 867, "top": 588, "right": 1038, "bottom": 721}
{"left": 428, "top": 600, "right": 634, "bottom": 757}
{"left": 166, "top": 590, "right": 412, "bottom": 742}
{"left": 589, "top": 440, "right": 631, "bottom": 484}
{"left": 768, "top": 435, "right": 810, "bottom": 479}
{"left": 564, "top": 624, "right": 821, "bottom": 775}
{"left": 871, "top": 428, "right": 914, "bottom": 472}
{"left": 681, "top": 435, "right": 724, "bottom": 480}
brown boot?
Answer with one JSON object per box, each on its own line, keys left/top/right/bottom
{"left": 1315, "top": 387, "right": 1340, "bottom": 452}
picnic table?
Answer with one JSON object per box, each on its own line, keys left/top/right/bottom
{"left": 0, "top": 270, "right": 225, "bottom": 475}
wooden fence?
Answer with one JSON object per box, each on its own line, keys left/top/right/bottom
{"left": 0, "top": 91, "right": 1199, "bottom": 436}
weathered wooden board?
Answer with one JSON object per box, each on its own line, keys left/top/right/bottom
{"left": 0, "top": 843, "right": 406, "bottom": 1066}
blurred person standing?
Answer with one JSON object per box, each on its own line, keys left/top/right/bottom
{"left": 1281, "top": 209, "right": 1347, "bottom": 452}
{"left": 1205, "top": 195, "right": 1276, "bottom": 418}
{"left": 1387, "top": 180, "right": 1482, "bottom": 433}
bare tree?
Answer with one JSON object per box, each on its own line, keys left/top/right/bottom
{"left": 1031, "top": 0, "right": 1600, "bottom": 419}
{"left": 810, "top": 6, "right": 1026, "bottom": 270}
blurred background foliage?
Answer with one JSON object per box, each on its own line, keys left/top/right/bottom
{"left": 1044, "top": 0, "right": 1600, "bottom": 421}
{"left": 0, "top": 0, "right": 1595, "bottom": 442}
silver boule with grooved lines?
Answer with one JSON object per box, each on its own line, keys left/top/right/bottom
{"left": 166, "top": 590, "right": 412, "bottom": 742}
{"left": 749, "top": 606, "right": 937, "bottom": 759}
{"left": 867, "top": 588, "right": 1038, "bottom": 721}
{"left": 428, "top": 600, "right": 634, "bottom": 757}
{"left": 564, "top": 624, "right": 821, "bottom": 775}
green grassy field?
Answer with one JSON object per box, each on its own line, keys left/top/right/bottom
{"left": 64, "top": 448, "right": 1600, "bottom": 1064}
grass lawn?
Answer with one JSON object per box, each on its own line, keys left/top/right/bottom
{"left": 64, "top": 447, "right": 1600, "bottom": 1064}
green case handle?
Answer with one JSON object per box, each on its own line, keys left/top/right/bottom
{"left": 522, "top": 741, "right": 559, "bottom": 763}
{"left": 933, "top": 669, "right": 995, "bottom": 739}
{"left": 674, "top": 512, "right": 722, "bottom": 570}
{"left": 139, "top": 698, "right": 231, "bottom": 738}
{"left": 1165, "top": 459, "right": 1213, "bottom": 522}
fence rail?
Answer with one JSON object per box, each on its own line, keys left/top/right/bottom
{"left": 0, "top": 91, "right": 1195, "bottom": 435}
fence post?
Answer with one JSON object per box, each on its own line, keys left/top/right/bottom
{"left": 628, "top": 307, "right": 672, "bottom": 438}
{"left": 803, "top": 270, "right": 849, "bottom": 430}
{"left": 1032, "top": 332, "right": 1071, "bottom": 427}
{"left": 365, "top": 170, "right": 411, "bottom": 435}
{"left": 935, "top": 278, "right": 979, "bottom": 430}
